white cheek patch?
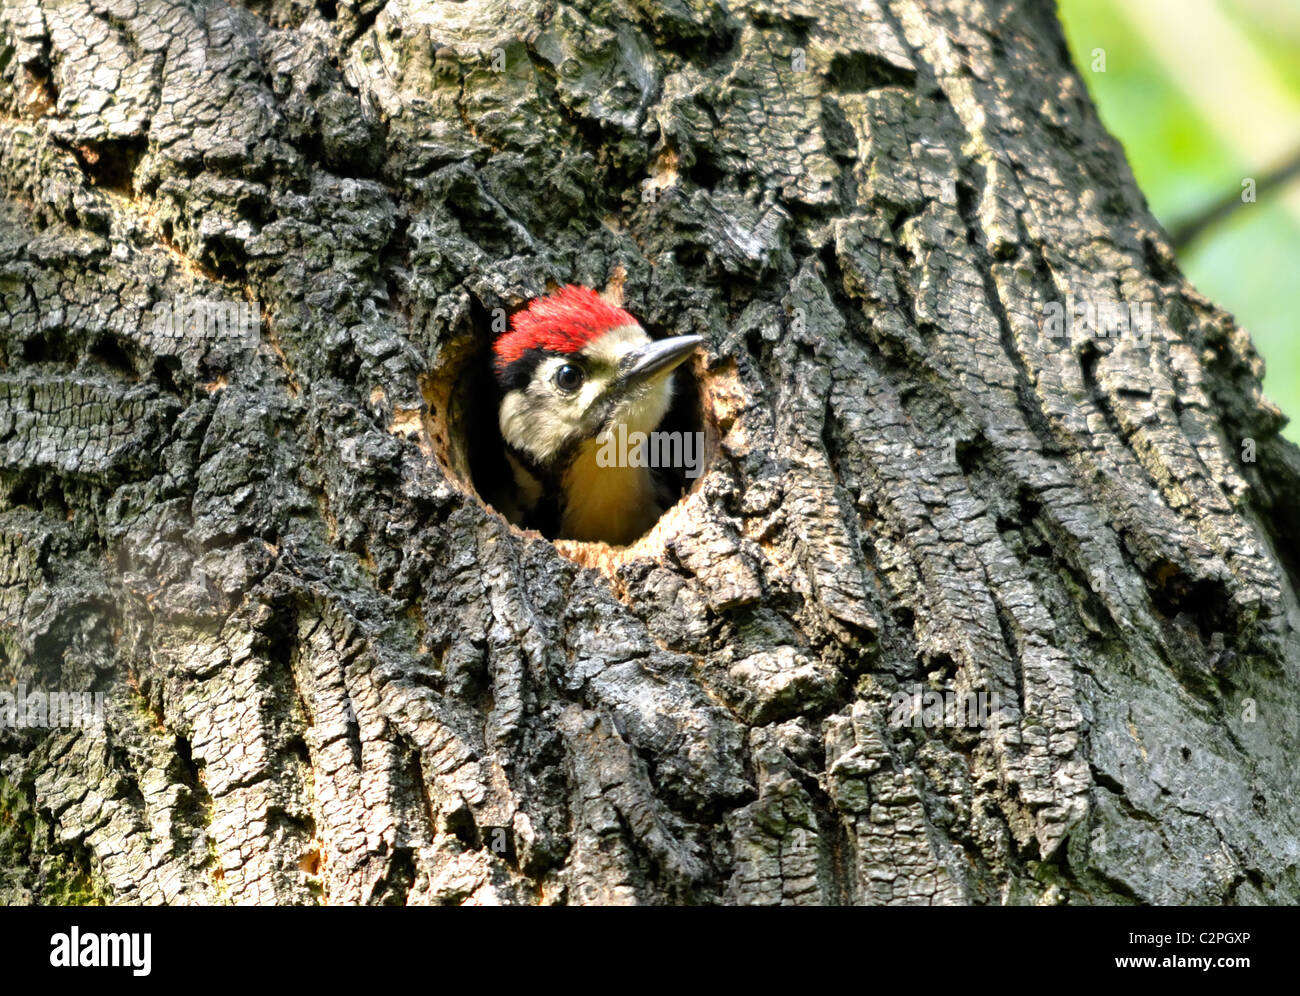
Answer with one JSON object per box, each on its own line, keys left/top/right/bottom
{"left": 501, "top": 389, "right": 575, "bottom": 463}
{"left": 573, "top": 373, "right": 605, "bottom": 414}
{"left": 498, "top": 391, "right": 530, "bottom": 450}
{"left": 500, "top": 356, "right": 594, "bottom": 463}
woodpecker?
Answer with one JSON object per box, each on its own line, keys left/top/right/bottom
{"left": 492, "top": 284, "right": 703, "bottom": 545}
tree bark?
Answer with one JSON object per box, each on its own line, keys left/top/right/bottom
{"left": 1, "top": 0, "right": 1297, "bottom": 905}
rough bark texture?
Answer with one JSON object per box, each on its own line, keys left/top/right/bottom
{"left": 1, "top": 0, "right": 1298, "bottom": 905}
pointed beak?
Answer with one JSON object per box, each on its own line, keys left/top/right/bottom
{"left": 619, "top": 335, "right": 703, "bottom": 387}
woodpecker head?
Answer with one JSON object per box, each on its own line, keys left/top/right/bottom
{"left": 492, "top": 284, "right": 702, "bottom": 543}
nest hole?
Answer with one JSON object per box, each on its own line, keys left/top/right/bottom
{"left": 424, "top": 324, "right": 718, "bottom": 559}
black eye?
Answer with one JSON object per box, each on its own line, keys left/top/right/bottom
{"left": 554, "top": 363, "right": 585, "bottom": 392}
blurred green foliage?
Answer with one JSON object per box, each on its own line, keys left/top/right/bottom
{"left": 1058, "top": 0, "right": 1300, "bottom": 442}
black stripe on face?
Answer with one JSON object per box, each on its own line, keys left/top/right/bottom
{"left": 503, "top": 423, "right": 594, "bottom": 488}
{"left": 495, "top": 347, "right": 563, "bottom": 394}
{"left": 504, "top": 437, "right": 559, "bottom": 488}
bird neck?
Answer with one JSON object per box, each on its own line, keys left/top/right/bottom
{"left": 559, "top": 436, "right": 661, "bottom": 545}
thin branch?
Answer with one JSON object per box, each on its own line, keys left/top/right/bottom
{"left": 1169, "top": 147, "right": 1300, "bottom": 251}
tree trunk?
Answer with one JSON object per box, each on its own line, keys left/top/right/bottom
{"left": 1, "top": 0, "right": 1297, "bottom": 906}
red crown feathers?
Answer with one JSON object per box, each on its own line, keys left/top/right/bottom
{"left": 493, "top": 285, "right": 639, "bottom": 372}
